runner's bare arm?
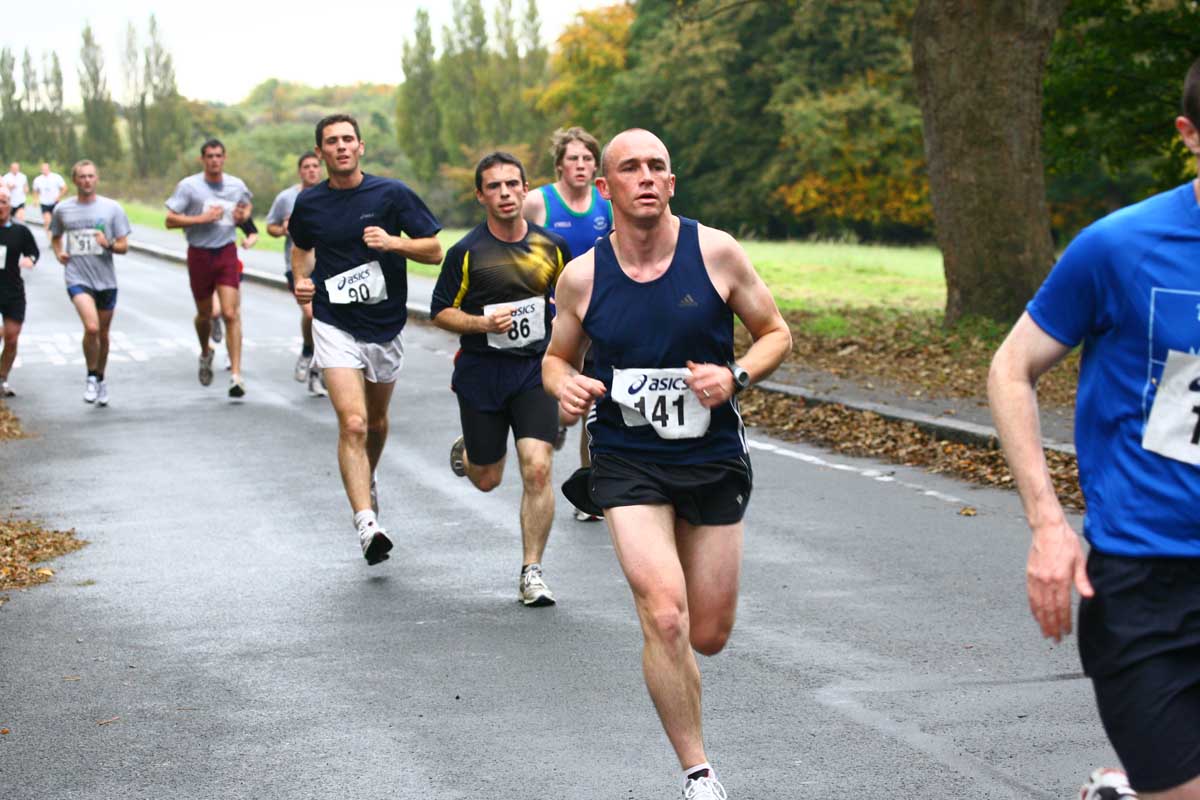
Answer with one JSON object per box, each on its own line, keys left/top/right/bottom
{"left": 522, "top": 189, "right": 547, "bottom": 226}
{"left": 543, "top": 255, "right": 605, "bottom": 422}
{"left": 109, "top": 236, "right": 129, "bottom": 255}
{"left": 433, "top": 306, "right": 514, "bottom": 336}
{"left": 688, "top": 227, "right": 791, "bottom": 402}
{"left": 51, "top": 233, "right": 68, "bottom": 265}
{"left": 266, "top": 219, "right": 286, "bottom": 238}
{"left": 988, "top": 312, "right": 1092, "bottom": 642}
{"left": 361, "top": 227, "right": 442, "bottom": 265}
{"left": 290, "top": 245, "right": 316, "bottom": 305}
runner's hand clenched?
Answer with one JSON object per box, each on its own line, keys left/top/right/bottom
{"left": 558, "top": 373, "right": 606, "bottom": 424}
{"left": 362, "top": 226, "right": 393, "bottom": 252}
{"left": 686, "top": 360, "right": 735, "bottom": 409}
{"left": 294, "top": 276, "right": 315, "bottom": 305}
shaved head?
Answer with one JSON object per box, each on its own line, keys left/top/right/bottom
{"left": 600, "top": 128, "right": 671, "bottom": 177}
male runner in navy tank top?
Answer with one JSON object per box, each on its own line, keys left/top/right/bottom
{"left": 523, "top": 126, "right": 612, "bottom": 521}
{"left": 543, "top": 129, "right": 791, "bottom": 800}
{"left": 432, "top": 152, "right": 571, "bottom": 607}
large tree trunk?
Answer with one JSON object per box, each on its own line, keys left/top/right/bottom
{"left": 912, "top": 0, "right": 1068, "bottom": 326}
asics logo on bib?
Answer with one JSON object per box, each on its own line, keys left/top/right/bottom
{"left": 627, "top": 374, "right": 688, "bottom": 394}
{"left": 337, "top": 267, "right": 373, "bottom": 291}
{"left": 510, "top": 303, "right": 537, "bottom": 318}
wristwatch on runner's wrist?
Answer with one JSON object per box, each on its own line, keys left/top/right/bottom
{"left": 727, "top": 361, "right": 750, "bottom": 394}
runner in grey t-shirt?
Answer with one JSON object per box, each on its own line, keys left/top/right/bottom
{"left": 49, "top": 160, "right": 131, "bottom": 407}
{"left": 266, "top": 151, "right": 325, "bottom": 395}
{"left": 164, "top": 138, "right": 253, "bottom": 398}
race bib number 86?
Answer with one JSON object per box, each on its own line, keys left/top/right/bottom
{"left": 1143, "top": 349, "right": 1200, "bottom": 464}
{"left": 483, "top": 296, "right": 546, "bottom": 349}
{"left": 325, "top": 261, "right": 388, "bottom": 305}
{"left": 611, "top": 367, "right": 710, "bottom": 440}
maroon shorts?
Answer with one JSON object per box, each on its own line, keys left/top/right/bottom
{"left": 187, "top": 243, "right": 240, "bottom": 301}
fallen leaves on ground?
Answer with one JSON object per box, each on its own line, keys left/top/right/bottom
{"left": 0, "top": 519, "right": 87, "bottom": 606}
{"left": 737, "top": 307, "right": 1079, "bottom": 408}
{"left": 739, "top": 389, "right": 1084, "bottom": 512}
{"left": 0, "top": 400, "right": 22, "bottom": 440}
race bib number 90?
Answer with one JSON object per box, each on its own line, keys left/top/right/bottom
{"left": 483, "top": 296, "right": 546, "bottom": 349}
{"left": 1142, "top": 349, "right": 1200, "bottom": 464}
{"left": 611, "top": 367, "right": 710, "bottom": 440}
{"left": 325, "top": 261, "right": 387, "bottom": 305}
{"left": 67, "top": 229, "right": 102, "bottom": 257}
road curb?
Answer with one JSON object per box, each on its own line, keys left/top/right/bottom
{"left": 120, "top": 236, "right": 1071, "bottom": 457}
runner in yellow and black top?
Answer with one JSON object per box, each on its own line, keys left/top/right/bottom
{"left": 430, "top": 151, "right": 571, "bottom": 607}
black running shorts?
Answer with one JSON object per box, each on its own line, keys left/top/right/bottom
{"left": 588, "top": 452, "right": 752, "bottom": 526}
{"left": 0, "top": 292, "right": 26, "bottom": 323}
{"left": 1079, "top": 550, "right": 1200, "bottom": 793}
{"left": 457, "top": 387, "right": 558, "bottom": 466}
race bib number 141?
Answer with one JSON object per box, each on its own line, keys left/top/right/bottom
{"left": 611, "top": 367, "right": 711, "bottom": 440}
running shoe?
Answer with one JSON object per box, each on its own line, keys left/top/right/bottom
{"left": 96, "top": 381, "right": 109, "bottom": 407}
{"left": 294, "top": 352, "right": 311, "bottom": 382}
{"left": 307, "top": 368, "right": 327, "bottom": 397}
{"left": 211, "top": 316, "right": 223, "bottom": 343}
{"left": 228, "top": 376, "right": 246, "bottom": 399}
{"left": 574, "top": 508, "right": 603, "bottom": 522}
{"left": 358, "top": 520, "right": 392, "bottom": 566}
{"left": 83, "top": 375, "right": 99, "bottom": 403}
{"left": 683, "top": 775, "right": 728, "bottom": 800}
{"left": 518, "top": 563, "right": 556, "bottom": 607}
{"left": 1, "top": 379, "right": 14, "bottom": 397}
{"left": 1080, "top": 768, "right": 1137, "bottom": 800}
{"left": 370, "top": 472, "right": 379, "bottom": 515}
{"left": 198, "top": 351, "right": 214, "bottom": 386}
{"left": 554, "top": 424, "right": 568, "bottom": 451}
{"left": 450, "top": 435, "right": 467, "bottom": 477}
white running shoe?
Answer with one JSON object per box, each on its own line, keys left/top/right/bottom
{"left": 294, "top": 352, "right": 311, "bottom": 382}
{"left": 0, "top": 379, "right": 12, "bottom": 397}
{"left": 228, "top": 376, "right": 246, "bottom": 399}
{"left": 574, "top": 507, "right": 602, "bottom": 522}
{"left": 83, "top": 375, "right": 99, "bottom": 403}
{"left": 358, "top": 520, "right": 392, "bottom": 566}
{"left": 683, "top": 775, "right": 728, "bottom": 800}
{"left": 198, "top": 351, "right": 214, "bottom": 386}
{"left": 307, "top": 368, "right": 327, "bottom": 397}
{"left": 210, "top": 316, "right": 223, "bottom": 343}
{"left": 518, "top": 563, "right": 556, "bottom": 607}
{"left": 96, "top": 381, "right": 109, "bottom": 407}
{"left": 1080, "top": 768, "right": 1137, "bottom": 800}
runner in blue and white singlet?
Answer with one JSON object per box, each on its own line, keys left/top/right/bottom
{"left": 542, "top": 129, "right": 791, "bottom": 800}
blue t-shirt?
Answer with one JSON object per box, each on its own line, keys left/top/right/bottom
{"left": 1027, "top": 181, "right": 1200, "bottom": 557}
{"left": 541, "top": 184, "right": 612, "bottom": 259}
{"left": 288, "top": 174, "right": 441, "bottom": 343}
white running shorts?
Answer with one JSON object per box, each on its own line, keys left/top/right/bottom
{"left": 312, "top": 318, "right": 405, "bottom": 384}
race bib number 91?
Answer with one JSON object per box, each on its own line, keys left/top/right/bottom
{"left": 67, "top": 229, "right": 102, "bottom": 257}
{"left": 611, "top": 367, "right": 710, "bottom": 440}
{"left": 1142, "top": 349, "right": 1200, "bottom": 464}
{"left": 483, "top": 296, "right": 546, "bottom": 349}
{"left": 325, "top": 261, "right": 388, "bottom": 305}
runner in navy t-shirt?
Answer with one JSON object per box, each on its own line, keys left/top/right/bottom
{"left": 542, "top": 129, "right": 791, "bottom": 800}
{"left": 289, "top": 113, "right": 442, "bottom": 567}
{"left": 989, "top": 58, "right": 1200, "bottom": 800}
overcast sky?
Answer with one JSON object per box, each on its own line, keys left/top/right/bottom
{"left": 7, "top": 0, "right": 612, "bottom": 107}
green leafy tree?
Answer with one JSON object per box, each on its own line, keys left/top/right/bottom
{"left": 399, "top": 8, "right": 445, "bottom": 183}
{"left": 143, "top": 15, "right": 190, "bottom": 175}
{"left": 0, "top": 48, "right": 25, "bottom": 159}
{"left": 79, "top": 23, "right": 122, "bottom": 165}
{"left": 537, "top": 4, "right": 634, "bottom": 136}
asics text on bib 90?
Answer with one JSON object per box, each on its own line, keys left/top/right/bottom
{"left": 325, "top": 260, "right": 388, "bottom": 305}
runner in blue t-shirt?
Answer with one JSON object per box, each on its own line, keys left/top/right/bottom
{"left": 989, "top": 59, "right": 1200, "bottom": 800}
{"left": 523, "top": 126, "right": 613, "bottom": 521}
{"left": 289, "top": 114, "right": 442, "bottom": 567}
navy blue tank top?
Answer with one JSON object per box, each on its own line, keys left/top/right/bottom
{"left": 583, "top": 217, "right": 746, "bottom": 465}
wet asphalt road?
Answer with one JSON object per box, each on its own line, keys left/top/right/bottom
{"left": 0, "top": 236, "right": 1115, "bottom": 799}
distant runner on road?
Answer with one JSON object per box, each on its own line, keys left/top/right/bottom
{"left": 523, "top": 126, "right": 612, "bottom": 522}
{"left": 989, "top": 57, "right": 1200, "bottom": 800}
{"left": 289, "top": 113, "right": 443, "bottom": 567}
{"left": 432, "top": 151, "right": 571, "bottom": 606}
{"left": 33, "top": 163, "right": 67, "bottom": 231}
{"left": 0, "top": 186, "right": 40, "bottom": 397}
{"left": 49, "top": 160, "right": 131, "bottom": 407}
{"left": 267, "top": 152, "right": 325, "bottom": 396}
{"left": 542, "top": 129, "right": 791, "bottom": 800}
{"left": 165, "top": 138, "right": 253, "bottom": 398}
{"left": 2, "top": 163, "right": 29, "bottom": 223}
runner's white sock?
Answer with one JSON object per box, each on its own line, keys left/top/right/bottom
{"left": 354, "top": 510, "right": 378, "bottom": 530}
{"left": 683, "top": 762, "right": 713, "bottom": 785}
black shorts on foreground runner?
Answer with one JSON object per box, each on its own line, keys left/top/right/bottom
{"left": 1079, "top": 550, "right": 1200, "bottom": 793}
{"left": 0, "top": 293, "right": 27, "bottom": 323}
{"left": 588, "top": 452, "right": 753, "bottom": 526}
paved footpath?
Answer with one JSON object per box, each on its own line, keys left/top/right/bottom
{"left": 0, "top": 223, "right": 1107, "bottom": 800}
